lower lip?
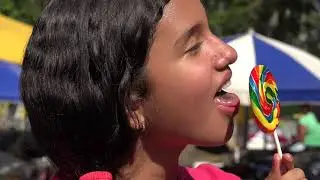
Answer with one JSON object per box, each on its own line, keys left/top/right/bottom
{"left": 218, "top": 105, "right": 238, "bottom": 114}
{"left": 215, "top": 93, "right": 240, "bottom": 117}
{"left": 217, "top": 105, "right": 239, "bottom": 117}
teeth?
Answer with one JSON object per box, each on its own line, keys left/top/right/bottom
{"left": 222, "top": 80, "right": 231, "bottom": 90}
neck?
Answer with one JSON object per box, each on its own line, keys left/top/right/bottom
{"left": 118, "top": 138, "right": 185, "bottom": 180}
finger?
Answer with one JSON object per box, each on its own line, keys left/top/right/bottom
{"left": 270, "top": 154, "right": 281, "bottom": 176}
{"left": 283, "top": 168, "right": 305, "bottom": 179}
{"left": 281, "top": 153, "right": 294, "bottom": 173}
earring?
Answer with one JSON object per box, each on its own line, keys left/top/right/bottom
{"left": 127, "top": 110, "right": 146, "bottom": 132}
{"left": 137, "top": 115, "right": 146, "bottom": 131}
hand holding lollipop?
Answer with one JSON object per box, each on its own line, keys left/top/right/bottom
{"left": 249, "top": 65, "right": 282, "bottom": 158}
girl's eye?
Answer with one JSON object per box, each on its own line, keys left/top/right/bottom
{"left": 185, "top": 42, "right": 203, "bottom": 56}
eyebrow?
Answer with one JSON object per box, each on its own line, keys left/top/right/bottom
{"left": 174, "top": 22, "right": 202, "bottom": 48}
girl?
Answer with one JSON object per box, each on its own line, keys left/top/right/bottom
{"left": 21, "top": 0, "right": 305, "bottom": 179}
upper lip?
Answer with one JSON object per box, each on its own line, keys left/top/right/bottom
{"left": 217, "top": 68, "right": 232, "bottom": 93}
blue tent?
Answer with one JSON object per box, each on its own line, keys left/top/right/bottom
{"left": 0, "top": 60, "right": 21, "bottom": 102}
{"left": 224, "top": 30, "right": 320, "bottom": 105}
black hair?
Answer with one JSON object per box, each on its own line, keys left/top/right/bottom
{"left": 20, "top": 0, "right": 168, "bottom": 179}
{"left": 299, "top": 104, "right": 320, "bottom": 123}
{"left": 300, "top": 104, "right": 311, "bottom": 113}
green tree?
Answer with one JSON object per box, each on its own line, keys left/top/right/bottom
{"left": 204, "top": 0, "right": 320, "bottom": 57}
{"left": 1, "top": 0, "right": 319, "bottom": 56}
{"left": 0, "top": 0, "right": 44, "bottom": 25}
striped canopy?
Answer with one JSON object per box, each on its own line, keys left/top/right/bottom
{"left": 0, "top": 60, "right": 21, "bottom": 102}
{"left": 224, "top": 30, "right": 320, "bottom": 106}
{"left": 0, "top": 14, "right": 32, "bottom": 64}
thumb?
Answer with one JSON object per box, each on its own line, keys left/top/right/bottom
{"left": 268, "top": 154, "right": 281, "bottom": 179}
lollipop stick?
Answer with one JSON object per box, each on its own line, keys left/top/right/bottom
{"left": 273, "top": 130, "right": 282, "bottom": 159}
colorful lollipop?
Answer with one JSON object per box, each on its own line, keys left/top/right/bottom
{"left": 249, "top": 65, "right": 282, "bottom": 158}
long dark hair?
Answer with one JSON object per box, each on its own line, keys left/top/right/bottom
{"left": 311, "top": 106, "right": 320, "bottom": 123}
{"left": 20, "top": 0, "right": 168, "bottom": 179}
{"left": 300, "top": 104, "right": 320, "bottom": 122}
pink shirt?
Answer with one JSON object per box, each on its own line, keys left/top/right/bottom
{"left": 79, "top": 164, "right": 240, "bottom": 180}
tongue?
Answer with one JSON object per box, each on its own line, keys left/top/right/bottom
{"left": 214, "top": 92, "right": 240, "bottom": 107}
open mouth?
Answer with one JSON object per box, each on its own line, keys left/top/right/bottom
{"left": 215, "top": 89, "right": 227, "bottom": 97}
{"left": 214, "top": 80, "right": 240, "bottom": 117}
{"left": 215, "top": 80, "right": 231, "bottom": 97}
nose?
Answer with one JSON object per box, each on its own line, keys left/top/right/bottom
{"left": 213, "top": 40, "right": 238, "bottom": 70}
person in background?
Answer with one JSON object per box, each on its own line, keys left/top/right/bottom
{"left": 20, "top": 0, "right": 305, "bottom": 179}
{"left": 297, "top": 104, "right": 320, "bottom": 148}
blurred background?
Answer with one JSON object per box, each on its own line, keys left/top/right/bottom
{"left": 1, "top": 0, "right": 320, "bottom": 179}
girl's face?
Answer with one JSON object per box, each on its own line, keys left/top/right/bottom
{"left": 142, "top": 0, "right": 240, "bottom": 147}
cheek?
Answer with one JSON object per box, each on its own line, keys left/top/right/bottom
{"left": 174, "top": 65, "right": 212, "bottom": 96}
{"left": 144, "top": 53, "right": 216, "bottom": 130}
{"left": 144, "top": 45, "right": 233, "bottom": 145}
{"left": 149, "top": 57, "right": 213, "bottom": 104}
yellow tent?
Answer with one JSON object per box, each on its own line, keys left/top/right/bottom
{"left": 0, "top": 14, "right": 33, "bottom": 64}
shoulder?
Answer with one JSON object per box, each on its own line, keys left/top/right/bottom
{"left": 79, "top": 171, "right": 112, "bottom": 180}
{"left": 182, "top": 164, "right": 241, "bottom": 180}
{"left": 299, "top": 112, "right": 317, "bottom": 125}
{"left": 78, "top": 165, "right": 240, "bottom": 180}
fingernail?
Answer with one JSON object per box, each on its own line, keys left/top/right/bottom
{"left": 284, "top": 153, "right": 291, "bottom": 157}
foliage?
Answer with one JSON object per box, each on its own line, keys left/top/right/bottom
{"left": 1, "top": 0, "right": 319, "bottom": 56}
{"left": 203, "top": 0, "right": 320, "bottom": 57}
{"left": 0, "top": 0, "right": 44, "bottom": 25}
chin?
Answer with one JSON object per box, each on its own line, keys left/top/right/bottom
{"left": 193, "top": 133, "right": 233, "bottom": 147}
{"left": 199, "top": 121, "right": 234, "bottom": 146}
{"left": 224, "top": 120, "right": 234, "bottom": 142}
{"left": 189, "top": 120, "right": 235, "bottom": 147}
{"left": 194, "top": 141, "right": 227, "bottom": 148}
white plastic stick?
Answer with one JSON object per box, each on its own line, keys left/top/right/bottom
{"left": 273, "top": 130, "right": 283, "bottom": 159}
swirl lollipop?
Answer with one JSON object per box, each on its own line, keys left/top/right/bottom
{"left": 249, "top": 65, "right": 282, "bottom": 158}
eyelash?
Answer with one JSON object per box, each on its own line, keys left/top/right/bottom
{"left": 185, "top": 42, "right": 203, "bottom": 56}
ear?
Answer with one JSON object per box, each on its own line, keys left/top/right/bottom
{"left": 126, "top": 94, "right": 146, "bottom": 131}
